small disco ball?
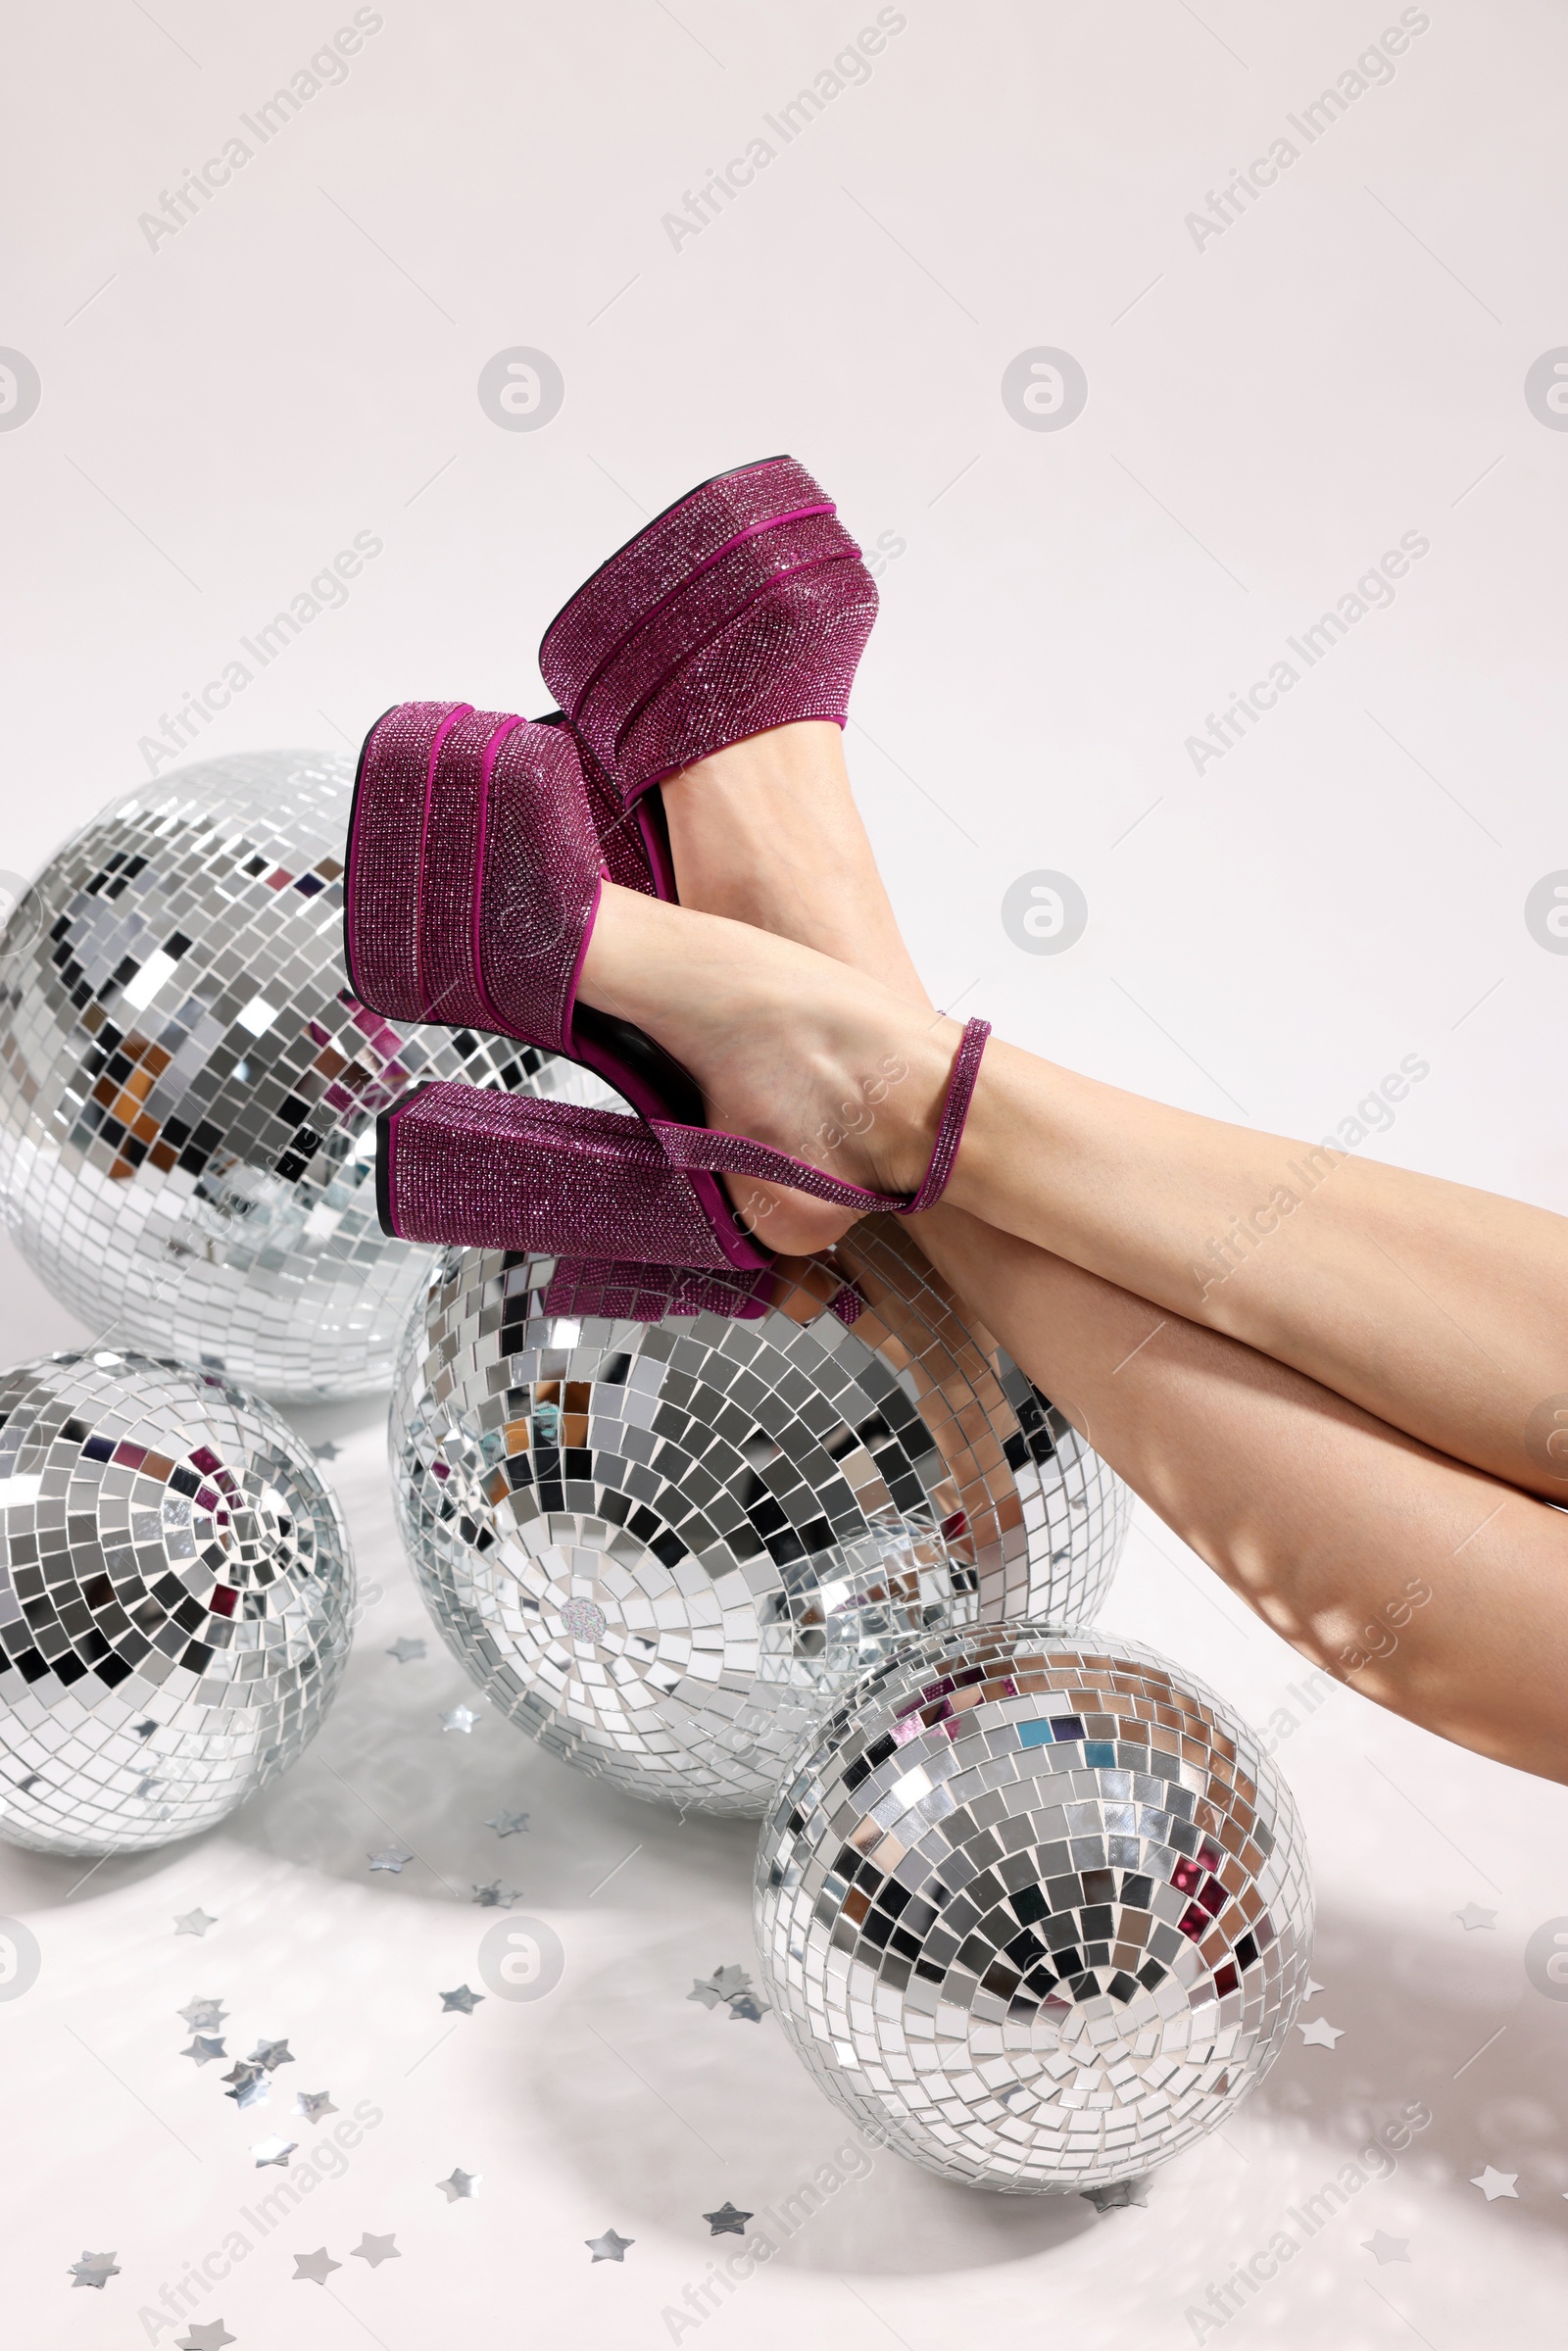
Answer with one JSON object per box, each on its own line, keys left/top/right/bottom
{"left": 0, "top": 1350, "right": 354, "bottom": 1856}
{"left": 0, "top": 750, "right": 596, "bottom": 1400}
{"left": 390, "top": 1220, "right": 1130, "bottom": 1815}
{"left": 755, "top": 1625, "right": 1312, "bottom": 2192}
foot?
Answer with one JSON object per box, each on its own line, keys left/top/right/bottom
{"left": 577, "top": 883, "right": 959, "bottom": 1253}
{"left": 658, "top": 722, "right": 936, "bottom": 1014}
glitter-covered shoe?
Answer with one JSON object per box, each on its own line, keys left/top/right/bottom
{"left": 538, "top": 455, "right": 879, "bottom": 896}
{"left": 345, "top": 696, "right": 758, "bottom": 1263}
{"left": 375, "top": 1020, "right": 992, "bottom": 1280}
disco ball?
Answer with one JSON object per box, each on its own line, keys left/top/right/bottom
{"left": 390, "top": 1218, "right": 1130, "bottom": 1815}
{"left": 755, "top": 1625, "right": 1312, "bottom": 2191}
{"left": 0, "top": 1350, "right": 354, "bottom": 1856}
{"left": 0, "top": 750, "right": 598, "bottom": 1399}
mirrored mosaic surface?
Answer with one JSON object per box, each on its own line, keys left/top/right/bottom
{"left": 390, "top": 1227, "right": 1129, "bottom": 1814}
{"left": 0, "top": 1351, "right": 354, "bottom": 1855}
{"left": 755, "top": 1625, "right": 1312, "bottom": 2190}
{"left": 0, "top": 751, "right": 595, "bottom": 1399}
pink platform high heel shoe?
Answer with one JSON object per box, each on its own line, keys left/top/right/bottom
{"left": 538, "top": 455, "right": 879, "bottom": 899}
{"left": 345, "top": 697, "right": 763, "bottom": 1276}
{"left": 375, "top": 1018, "right": 991, "bottom": 1277}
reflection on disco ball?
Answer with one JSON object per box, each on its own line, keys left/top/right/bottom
{"left": 390, "top": 1221, "right": 1130, "bottom": 1815}
{"left": 755, "top": 1625, "right": 1312, "bottom": 2191}
{"left": 0, "top": 1350, "right": 354, "bottom": 1856}
{"left": 0, "top": 750, "right": 600, "bottom": 1399}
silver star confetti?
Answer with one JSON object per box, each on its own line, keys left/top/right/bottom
{"left": 442, "top": 1703, "right": 479, "bottom": 1734}
{"left": 486, "top": 1809, "right": 530, "bottom": 1837}
{"left": 252, "top": 2135, "right": 298, "bottom": 2167}
{"left": 368, "top": 1845, "right": 414, "bottom": 1874}
{"left": 248, "top": 2037, "right": 294, "bottom": 2071}
{"left": 690, "top": 1963, "right": 768, "bottom": 2020}
{"left": 1083, "top": 2180, "right": 1150, "bottom": 2211}
{"left": 1471, "top": 2166, "right": 1518, "bottom": 2201}
{"left": 703, "top": 2203, "right": 752, "bottom": 2235}
{"left": 1455, "top": 1902, "right": 1498, "bottom": 1932}
{"left": 386, "top": 1637, "right": 425, "bottom": 1664}
{"left": 178, "top": 1995, "right": 227, "bottom": 2030}
{"left": 69, "top": 2251, "right": 121, "bottom": 2289}
{"left": 470, "top": 1881, "right": 516, "bottom": 1908}
{"left": 312, "top": 1440, "right": 343, "bottom": 1462}
{"left": 436, "top": 2168, "right": 480, "bottom": 2201}
{"left": 222, "top": 2061, "right": 268, "bottom": 2110}
{"left": 1300, "top": 1977, "right": 1324, "bottom": 2000}
{"left": 439, "top": 1984, "right": 484, "bottom": 2014}
{"left": 296, "top": 2090, "right": 337, "bottom": 2124}
{"left": 1363, "top": 2230, "right": 1410, "bottom": 2263}
{"left": 586, "top": 2228, "right": 634, "bottom": 2263}
{"left": 1296, "top": 2018, "right": 1344, "bottom": 2049}
{"left": 177, "top": 2325, "right": 236, "bottom": 2350}
{"left": 292, "top": 2247, "right": 342, "bottom": 2283}
{"left": 174, "top": 1908, "right": 218, "bottom": 1936}
{"left": 180, "top": 2035, "right": 226, "bottom": 2067}
{"left": 352, "top": 2232, "right": 400, "bottom": 2267}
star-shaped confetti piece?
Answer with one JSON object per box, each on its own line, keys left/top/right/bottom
{"left": 703, "top": 2202, "right": 752, "bottom": 2235}
{"left": 296, "top": 2090, "right": 337, "bottom": 2125}
{"left": 440, "top": 1984, "right": 484, "bottom": 2014}
{"left": 689, "top": 1963, "right": 769, "bottom": 2020}
{"left": 1470, "top": 2166, "right": 1518, "bottom": 2201}
{"left": 352, "top": 2231, "right": 400, "bottom": 2267}
{"left": 586, "top": 2228, "right": 634, "bottom": 2263}
{"left": 1363, "top": 2230, "right": 1410, "bottom": 2264}
{"left": 1299, "top": 1977, "right": 1324, "bottom": 2000}
{"left": 386, "top": 1637, "right": 425, "bottom": 1663}
{"left": 368, "top": 1845, "right": 414, "bottom": 1873}
{"left": 292, "top": 2246, "right": 341, "bottom": 2283}
{"left": 69, "top": 2251, "right": 121, "bottom": 2289}
{"left": 312, "top": 1440, "right": 343, "bottom": 1461}
{"left": 1297, "top": 2017, "right": 1344, "bottom": 2049}
{"left": 181, "top": 2034, "right": 226, "bottom": 2067}
{"left": 1455, "top": 1902, "right": 1497, "bottom": 1932}
{"left": 174, "top": 1908, "right": 217, "bottom": 1936}
{"left": 436, "top": 2168, "right": 480, "bottom": 2201}
{"left": 251, "top": 2135, "right": 297, "bottom": 2167}
{"left": 1083, "top": 2179, "right": 1150, "bottom": 2211}
{"left": 177, "top": 2323, "right": 236, "bottom": 2350}
{"left": 486, "top": 1809, "right": 529, "bottom": 1837}
{"left": 222, "top": 2061, "right": 268, "bottom": 2110}
{"left": 248, "top": 2037, "right": 293, "bottom": 2071}
{"left": 178, "top": 1995, "right": 227, "bottom": 2030}
{"left": 442, "top": 1704, "right": 479, "bottom": 1734}
{"left": 470, "top": 1881, "right": 516, "bottom": 1908}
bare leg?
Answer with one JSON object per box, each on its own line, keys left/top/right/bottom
{"left": 580, "top": 876, "right": 1568, "bottom": 1505}
{"left": 609, "top": 724, "right": 1568, "bottom": 1780}
{"left": 913, "top": 1205, "right": 1568, "bottom": 1784}
{"left": 659, "top": 722, "right": 933, "bottom": 1008}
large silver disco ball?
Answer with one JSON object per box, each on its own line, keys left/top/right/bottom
{"left": 0, "top": 750, "right": 594, "bottom": 1399}
{"left": 0, "top": 1350, "right": 354, "bottom": 1855}
{"left": 390, "top": 1219, "right": 1129, "bottom": 1815}
{"left": 755, "top": 1625, "right": 1312, "bottom": 2191}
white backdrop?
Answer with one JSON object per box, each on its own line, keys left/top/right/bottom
{"left": 4, "top": 2, "right": 1568, "bottom": 2343}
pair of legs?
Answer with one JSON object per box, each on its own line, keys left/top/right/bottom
{"left": 580, "top": 724, "right": 1568, "bottom": 1782}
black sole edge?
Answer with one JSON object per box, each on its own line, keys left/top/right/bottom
{"left": 376, "top": 1083, "right": 433, "bottom": 1238}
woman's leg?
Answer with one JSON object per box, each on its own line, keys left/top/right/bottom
{"left": 583, "top": 782, "right": 1568, "bottom": 1504}
{"left": 909, "top": 1204, "right": 1568, "bottom": 1784}
{"left": 626, "top": 725, "right": 1568, "bottom": 1779}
